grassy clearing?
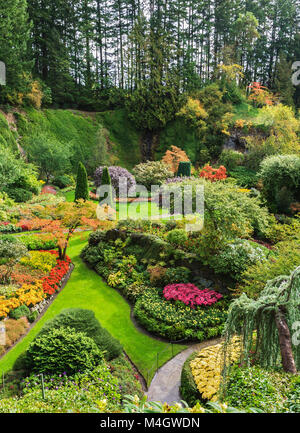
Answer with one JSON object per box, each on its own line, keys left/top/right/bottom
{"left": 0, "top": 233, "right": 186, "bottom": 384}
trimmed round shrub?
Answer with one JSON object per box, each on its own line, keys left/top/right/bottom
{"left": 26, "top": 326, "right": 104, "bottom": 374}
{"left": 132, "top": 160, "right": 173, "bottom": 190}
{"left": 36, "top": 308, "right": 123, "bottom": 361}
{"left": 259, "top": 154, "right": 300, "bottom": 212}
{"left": 166, "top": 228, "right": 188, "bottom": 246}
{"left": 94, "top": 165, "right": 136, "bottom": 195}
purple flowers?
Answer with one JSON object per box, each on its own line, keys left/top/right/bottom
{"left": 163, "top": 283, "right": 223, "bottom": 308}
{"left": 94, "top": 166, "right": 136, "bottom": 195}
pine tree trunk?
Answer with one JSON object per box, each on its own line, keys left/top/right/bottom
{"left": 275, "top": 307, "right": 297, "bottom": 374}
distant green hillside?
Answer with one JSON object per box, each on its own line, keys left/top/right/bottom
{"left": 96, "top": 109, "right": 142, "bottom": 168}
{"left": 0, "top": 112, "right": 18, "bottom": 152}
{"left": 4, "top": 107, "right": 142, "bottom": 173}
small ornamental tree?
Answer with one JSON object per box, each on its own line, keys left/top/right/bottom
{"left": 41, "top": 200, "right": 113, "bottom": 260}
{"left": 99, "top": 166, "right": 113, "bottom": 207}
{"left": 223, "top": 266, "right": 300, "bottom": 375}
{"left": 162, "top": 146, "right": 190, "bottom": 174}
{"left": 75, "top": 162, "right": 89, "bottom": 202}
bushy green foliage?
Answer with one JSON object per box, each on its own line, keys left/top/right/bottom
{"left": 18, "top": 234, "right": 57, "bottom": 251}
{"left": 9, "top": 305, "right": 30, "bottom": 320}
{"left": 132, "top": 160, "right": 173, "bottom": 190}
{"left": 26, "top": 133, "right": 71, "bottom": 182}
{"left": 225, "top": 366, "right": 291, "bottom": 412}
{"left": 52, "top": 174, "right": 74, "bottom": 189}
{"left": 164, "top": 266, "right": 191, "bottom": 285}
{"left": 0, "top": 113, "right": 19, "bottom": 152}
{"left": 1, "top": 364, "right": 122, "bottom": 413}
{"left": 36, "top": 308, "right": 123, "bottom": 361}
{"left": 75, "top": 162, "right": 89, "bottom": 201}
{"left": 259, "top": 154, "right": 300, "bottom": 212}
{"left": 210, "top": 240, "right": 268, "bottom": 280}
{"left": 26, "top": 326, "right": 104, "bottom": 374}
{"left": 160, "top": 178, "right": 272, "bottom": 259}
{"left": 219, "top": 149, "right": 245, "bottom": 170}
{"left": 227, "top": 166, "right": 258, "bottom": 188}
{"left": 0, "top": 145, "right": 40, "bottom": 202}
{"left": 238, "top": 240, "right": 300, "bottom": 298}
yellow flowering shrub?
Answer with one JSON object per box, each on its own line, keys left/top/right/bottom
{"left": 190, "top": 337, "right": 242, "bottom": 401}
{"left": 20, "top": 251, "right": 57, "bottom": 273}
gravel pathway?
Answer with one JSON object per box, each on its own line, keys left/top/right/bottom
{"left": 146, "top": 338, "right": 221, "bottom": 404}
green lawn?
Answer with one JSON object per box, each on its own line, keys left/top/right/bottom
{"left": 0, "top": 233, "right": 186, "bottom": 384}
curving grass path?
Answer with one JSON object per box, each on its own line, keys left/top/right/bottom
{"left": 0, "top": 233, "right": 186, "bottom": 385}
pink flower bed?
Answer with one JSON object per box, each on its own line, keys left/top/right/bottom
{"left": 163, "top": 283, "right": 223, "bottom": 308}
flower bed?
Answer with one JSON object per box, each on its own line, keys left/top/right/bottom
{"left": 163, "top": 284, "right": 223, "bottom": 308}
{"left": 0, "top": 251, "right": 72, "bottom": 319}
{"left": 134, "top": 289, "right": 228, "bottom": 341}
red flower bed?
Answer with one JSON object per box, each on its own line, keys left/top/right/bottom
{"left": 163, "top": 283, "right": 223, "bottom": 308}
{"left": 41, "top": 250, "right": 71, "bottom": 295}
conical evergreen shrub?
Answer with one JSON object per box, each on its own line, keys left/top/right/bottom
{"left": 75, "top": 162, "right": 89, "bottom": 201}
{"left": 177, "top": 161, "right": 191, "bottom": 177}
{"left": 99, "top": 166, "right": 113, "bottom": 207}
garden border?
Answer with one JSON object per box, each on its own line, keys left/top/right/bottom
{"left": 0, "top": 262, "right": 75, "bottom": 360}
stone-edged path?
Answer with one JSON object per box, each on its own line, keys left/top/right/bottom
{"left": 146, "top": 338, "right": 221, "bottom": 404}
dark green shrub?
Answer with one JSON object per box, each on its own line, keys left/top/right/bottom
{"left": 180, "top": 352, "right": 202, "bottom": 406}
{"left": 177, "top": 161, "right": 191, "bottom": 177}
{"left": 36, "top": 308, "right": 122, "bottom": 360}
{"left": 9, "top": 305, "right": 30, "bottom": 320}
{"left": 75, "top": 162, "right": 89, "bottom": 201}
{"left": 5, "top": 188, "right": 33, "bottom": 203}
{"left": 53, "top": 174, "right": 74, "bottom": 189}
{"left": 259, "top": 154, "right": 300, "bottom": 212}
{"left": 26, "top": 326, "right": 104, "bottom": 374}
{"left": 12, "top": 351, "right": 31, "bottom": 373}
{"left": 227, "top": 166, "right": 258, "bottom": 188}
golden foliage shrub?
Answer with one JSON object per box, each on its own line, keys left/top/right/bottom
{"left": 190, "top": 337, "right": 242, "bottom": 401}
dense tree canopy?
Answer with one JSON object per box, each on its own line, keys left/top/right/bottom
{"left": 0, "top": 0, "right": 299, "bottom": 109}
